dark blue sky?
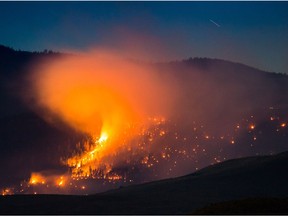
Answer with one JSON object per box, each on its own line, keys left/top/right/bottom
{"left": 0, "top": 2, "right": 288, "bottom": 73}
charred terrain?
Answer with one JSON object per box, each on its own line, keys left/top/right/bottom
{"left": 0, "top": 45, "right": 288, "bottom": 214}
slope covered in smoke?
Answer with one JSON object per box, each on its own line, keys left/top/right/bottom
{"left": 1, "top": 151, "right": 288, "bottom": 214}
{"left": 154, "top": 57, "right": 288, "bottom": 132}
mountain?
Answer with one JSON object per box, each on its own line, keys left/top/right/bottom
{"left": 1, "top": 151, "right": 288, "bottom": 214}
{"left": 1, "top": 44, "right": 288, "bottom": 189}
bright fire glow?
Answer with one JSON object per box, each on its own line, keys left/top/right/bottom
{"left": 98, "top": 132, "right": 108, "bottom": 143}
{"left": 29, "top": 173, "right": 46, "bottom": 185}
{"left": 2, "top": 107, "right": 288, "bottom": 195}
{"left": 28, "top": 50, "right": 174, "bottom": 181}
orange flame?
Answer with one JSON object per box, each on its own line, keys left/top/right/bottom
{"left": 29, "top": 173, "right": 46, "bottom": 185}
{"left": 29, "top": 50, "right": 174, "bottom": 179}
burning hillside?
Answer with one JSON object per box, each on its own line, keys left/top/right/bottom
{"left": 1, "top": 49, "right": 178, "bottom": 194}
{"left": 2, "top": 105, "right": 288, "bottom": 195}
{"left": 1, "top": 48, "right": 288, "bottom": 195}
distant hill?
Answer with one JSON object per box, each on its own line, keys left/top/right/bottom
{"left": 155, "top": 57, "right": 288, "bottom": 131}
{"left": 1, "top": 151, "right": 288, "bottom": 214}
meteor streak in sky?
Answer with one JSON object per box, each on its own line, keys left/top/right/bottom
{"left": 209, "top": 19, "right": 221, "bottom": 27}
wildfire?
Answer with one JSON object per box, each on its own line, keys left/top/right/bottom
{"left": 1, "top": 188, "right": 12, "bottom": 196}
{"left": 2, "top": 49, "right": 285, "bottom": 196}
{"left": 29, "top": 173, "right": 46, "bottom": 185}
{"left": 65, "top": 116, "right": 167, "bottom": 180}
{"left": 27, "top": 50, "right": 176, "bottom": 183}
{"left": 2, "top": 106, "right": 288, "bottom": 195}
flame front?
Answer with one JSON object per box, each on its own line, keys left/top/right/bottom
{"left": 66, "top": 131, "right": 112, "bottom": 178}
{"left": 29, "top": 173, "right": 46, "bottom": 185}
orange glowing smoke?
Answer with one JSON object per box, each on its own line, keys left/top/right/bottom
{"left": 28, "top": 49, "right": 175, "bottom": 178}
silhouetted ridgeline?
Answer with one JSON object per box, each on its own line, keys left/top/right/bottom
{"left": 0, "top": 45, "right": 64, "bottom": 116}
{"left": 1, "top": 44, "right": 288, "bottom": 118}
{"left": 154, "top": 57, "right": 288, "bottom": 134}
{"left": 0, "top": 45, "right": 61, "bottom": 80}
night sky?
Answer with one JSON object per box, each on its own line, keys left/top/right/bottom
{"left": 0, "top": 1, "right": 288, "bottom": 73}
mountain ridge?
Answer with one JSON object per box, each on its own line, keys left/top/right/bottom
{"left": 1, "top": 44, "right": 286, "bottom": 76}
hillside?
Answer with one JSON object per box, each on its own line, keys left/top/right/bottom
{"left": 1, "top": 151, "right": 288, "bottom": 214}
{"left": 1, "top": 44, "right": 288, "bottom": 193}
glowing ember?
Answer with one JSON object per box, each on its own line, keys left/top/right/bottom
{"left": 2, "top": 188, "right": 12, "bottom": 196}
{"left": 29, "top": 173, "right": 46, "bottom": 185}
{"left": 57, "top": 177, "right": 65, "bottom": 186}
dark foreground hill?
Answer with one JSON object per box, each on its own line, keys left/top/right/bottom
{"left": 1, "top": 151, "right": 288, "bottom": 214}
{"left": 193, "top": 197, "right": 288, "bottom": 214}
